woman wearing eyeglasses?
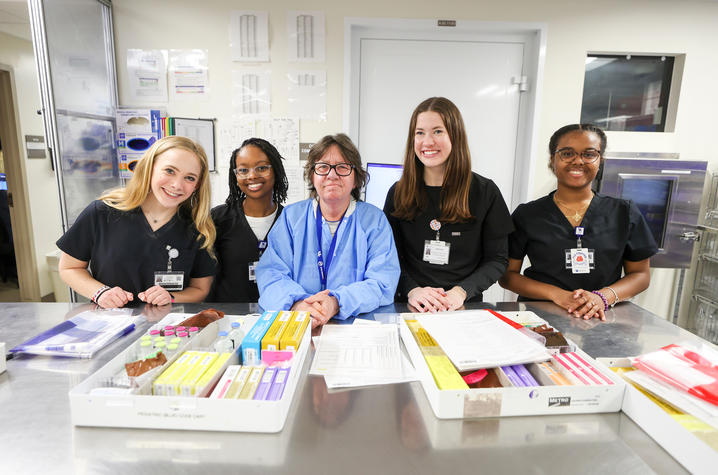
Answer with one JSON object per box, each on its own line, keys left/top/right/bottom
{"left": 499, "top": 124, "right": 658, "bottom": 321}
{"left": 210, "top": 138, "right": 289, "bottom": 302}
{"left": 256, "top": 134, "right": 400, "bottom": 328}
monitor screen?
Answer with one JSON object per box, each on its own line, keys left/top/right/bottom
{"left": 619, "top": 177, "right": 673, "bottom": 248}
{"left": 364, "top": 163, "right": 403, "bottom": 209}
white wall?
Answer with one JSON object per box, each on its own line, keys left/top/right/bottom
{"left": 111, "top": 0, "right": 718, "bottom": 320}
{"left": 0, "top": 30, "right": 62, "bottom": 297}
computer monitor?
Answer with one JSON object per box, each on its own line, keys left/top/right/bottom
{"left": 364, "top": 163, "right": 403, "bottom": 209}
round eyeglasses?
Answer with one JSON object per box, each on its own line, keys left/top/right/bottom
{"left": 555, "top": 148, "right": 601, "bottom": 163}
{"left": 313, "top": 162, "right": 354, "bottom": 176}
{"left": 234, "top": 164, "right": 272, "bottom": 178}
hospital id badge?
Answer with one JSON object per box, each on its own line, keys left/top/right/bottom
{"left": 423, "top": 240, "right": 450, "bottom": 265}
{"left": 154, "top": 271, "right": 184, "bottom": 291}
{"left": 565, "top": 248, "right": 594, "bottom": 274}
{"left": 248, "top": 261, "right": 259, "bottom": 282}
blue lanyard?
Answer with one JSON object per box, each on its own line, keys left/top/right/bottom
{"left": 574, "top": 226, "right": 584, "bottom": 248}
{"left": 316, "top": 204, "right": 345, "bottom": 289}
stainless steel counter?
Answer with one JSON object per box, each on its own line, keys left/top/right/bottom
{"left": 0, "top": 301, "right": 702, "bottom": 474}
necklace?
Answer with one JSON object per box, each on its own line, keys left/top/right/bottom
{"left": 143, "top": 207, "right": 173, "bottom": 225}
{"left": 553, "top": 194, "right": 592, "bottom": 225}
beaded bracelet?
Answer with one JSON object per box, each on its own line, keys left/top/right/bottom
{"left": 591, "top": 290, "right": 608, "bottom": 311}
{"left": 92, "top": 285, "right": 111, "bottom": 304}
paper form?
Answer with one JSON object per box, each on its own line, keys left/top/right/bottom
{"left": 229, "top": 11, "right": 269, "bottom": 62}
{"left": 287, "top": 11, "right": 325, "bottom": 63}
{"left": 127, "top": 49, "right": 168, "bottom": 103}
{"left": 283, "top": 162, "right": 307, "bottom": 205}
{"left": 168, "top": 49, "right": 209, "bottom": 100}
{"left": 310, "top": 324, "right": 412, "bottom": 388}
{"left": 265, "top": 118, "right": 299, "bottom": 162}
{"left": 232, "top": 70, "right": 271, "bottom": 115}
{"left": 416, "top": 310, "right": 551, "bottom": 371}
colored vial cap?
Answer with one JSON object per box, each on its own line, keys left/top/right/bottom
{"left": 167, "top": 343, "right": 178, "bottom": 351}
{"left": 218, "top": 331, "right": 229, "bottom": 337}
{"left": 170, "top": 337, "right": 182, "bottom": 344}
{"left": 231, "top": 322, "right": 241, "bottom": 328}
{"left": 178, "top": 331, "right": 189, "bottom": 338}
{"left": 189, "top": 327, "right": 199, "bottom": 332}
{"left": 165, "top": 330, "right": 175, "bottom": 337}
{"left": 164, "top": 325, "right": 175, "bottom": 330}
{"left": 149, "top": 329, "right": 161, "bottom": 336}
{"left": 140, "top": 341, "right": 152, "bottom": 347}
{"left": 176, "top": 326, "right": 186, "bottom": 332}
{"left": 155, "top": 341, "right": 167, "bottom": 348}
{"left": 140, "top": 335, "right": 152, "bottom": 341}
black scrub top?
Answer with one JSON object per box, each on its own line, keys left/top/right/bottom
{"left": 209, "top": 202, "right": 283, "bottom": 302}
{"left": 384, "top": 173, "right": 514, "bottom": 302}
{"left": 56, "top": 200, "right": 216, "bottom": 296}
{"left": 508, "top": 192, "right": 658, "bottom": 298}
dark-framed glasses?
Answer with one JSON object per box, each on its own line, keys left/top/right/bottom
{"left": 234, "top": 164, "right": 272, "bottom": 178}
{"left": 555, "top": 148, "right": 601, "bottom": 163}
{"left": 313, "top": 162, "right": 354, "bottom": 176}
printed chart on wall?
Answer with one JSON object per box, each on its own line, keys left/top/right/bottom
{"left": 169, "top": 49, "right": 209, "bottom": 100}
{"left": 172, "top": 118, "right": 216, "bottom": 171}
{"left": 126, "top": 49, "right": 168, "bottom": 103}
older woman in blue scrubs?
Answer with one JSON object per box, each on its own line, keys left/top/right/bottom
{"left": 256, "top": 134, "right": 400, "bottom": 328}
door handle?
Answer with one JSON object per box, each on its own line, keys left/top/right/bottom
{"left": 678, "top": 231, "right": 700, "bottom": 242}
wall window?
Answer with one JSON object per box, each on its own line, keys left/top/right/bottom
{"left": 581, "top": 54, "right": 675, "bottom": 132}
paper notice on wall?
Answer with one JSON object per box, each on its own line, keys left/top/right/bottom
{"left": 232, "top": 70, "right": 271, "bottom": 116}
{"left": 168, "top": 49, "right": 209, "bottom": 100}
{"left": 265, "top": 118, "right": 299, "bottom": 162}
{"left": 287, "top": 70, "right": 326, "bottom": 121}
{"left": 127, "top": 49, "right": 168, "bottom": 103}
{"left": 218, "top": 119, "right": 257, "bottom": 167}
{"left": 229, "top": 10, "right": 270, "bottom": 62}
{"left": 287, "top": 11, "right": 325, "bottom": 63}
{"left": 284, "top": 162, "right": 307, "bottom": 205}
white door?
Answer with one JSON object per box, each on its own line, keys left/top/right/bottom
{"left": 355, "top": 34, "right": 527, "bottom": 303}
{"left": 358, "top": 38, "right": 524, "bottom": 204}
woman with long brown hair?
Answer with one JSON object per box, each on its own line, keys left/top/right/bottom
{"left": 57, "top": 136, "right": 216, "bottom": 308}
{"left": 384, "top": 97, "right": 513, "bottom": 312}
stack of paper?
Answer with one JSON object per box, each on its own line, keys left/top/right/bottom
{"left": 627, "top": 342, "right": 718, "bottom": 429}
{"left": 416, "top": 310, "right": 552, "bottom": 371}
{"left": 10, "top": 309, "right": 137, "bottom": 359}
{"left": 309, "top": 323, "right": 415, "bottom": 389}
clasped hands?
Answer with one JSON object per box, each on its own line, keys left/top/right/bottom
{"left": 292, "top": 289, "right": 340, "bottom": 328}
{"left": 96, "top": 285, "right": 173, "bottom": 308}
{"left": 554, "top": 288, "right": 606, "bottom": 321}
{"left": 407, "top": 286, "right": 466, "bottom": 313}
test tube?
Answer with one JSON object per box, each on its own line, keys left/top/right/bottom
{"left": 139, "top": 340, "right": 153, "bottom": 359}
{"left": 188, "top": 327, "right": 199, "bottom": 338}
{"left": 155, "top": 341, "right": 167, "bottom": 354}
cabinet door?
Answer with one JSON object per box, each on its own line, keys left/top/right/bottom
{"left": 29, "top": 0, "right": 120, "bottom": 229}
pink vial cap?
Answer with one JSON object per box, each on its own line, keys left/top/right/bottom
{"left": 176, "top": 326, "right": 186, "bottom": 331}
{"left": 149, "top": 329, "right": 161, "bottom": 336}
{"left": 164, "top": 325, "right": 175, "bottom": 330}
{"left": 165, "top": 330, "right": 175, "bottom": 337}
{"left": 177, "top": 331, "right": 189, "bottom": 337}
{"left": 189, "top": 327, "right": 199, "bottom": 332}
